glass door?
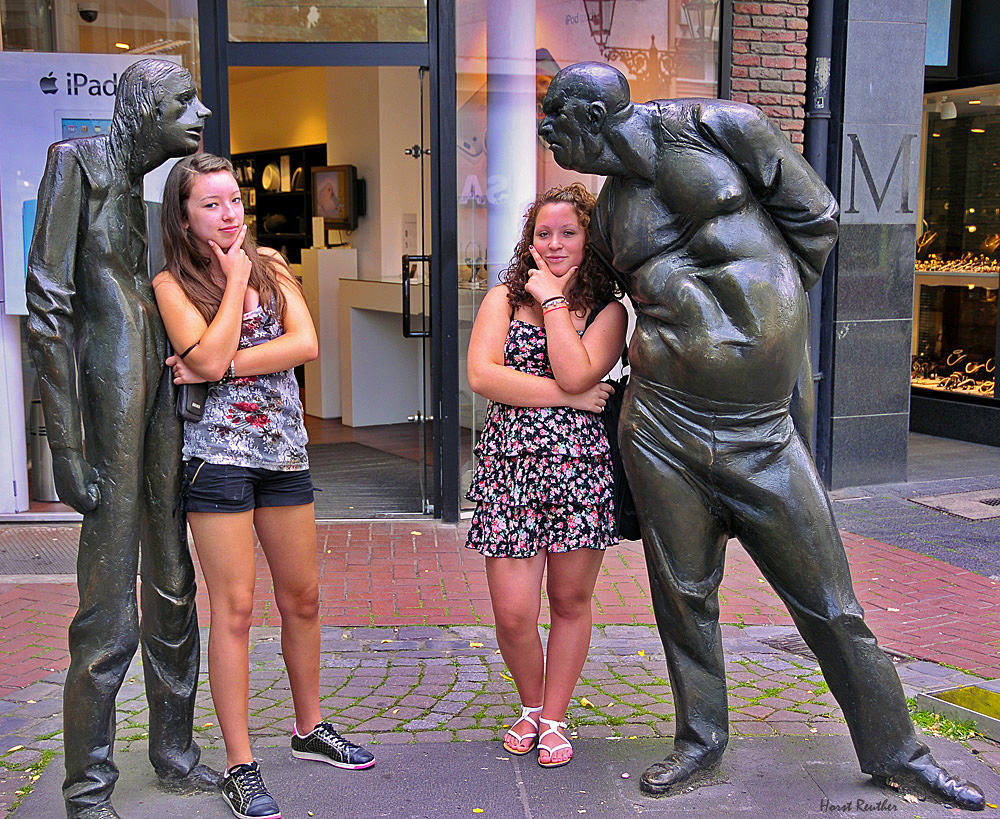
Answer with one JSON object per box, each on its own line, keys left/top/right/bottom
{"left": 453, "top": 0, "right": 722, "bottom": 514}
{"left": 223, "top": 57, "right": 435, "bottom": 517}
{"left": 402, "top": 66, "right": 435, "bottom": 513}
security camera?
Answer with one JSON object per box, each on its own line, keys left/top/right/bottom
{"left": 77, "top": 3, "right": 98, "bottom": 22}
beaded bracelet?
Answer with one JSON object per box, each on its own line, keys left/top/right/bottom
{"left": 542, "top": 295, "right": 569, "bottom": 312}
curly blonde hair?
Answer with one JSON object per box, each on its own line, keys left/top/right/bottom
{"left": 502, "top": 182, "right": 618, "bottom": 315}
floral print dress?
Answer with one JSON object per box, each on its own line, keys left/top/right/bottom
{"left": 465, "top": 319, "right": 616, "bottom": 557}
{"left": 182, "top": 304, "right": 308, "bottom": 471}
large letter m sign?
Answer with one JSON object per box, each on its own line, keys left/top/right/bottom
{"left": 845, "top": 133, "right": 916, "bottom": 214}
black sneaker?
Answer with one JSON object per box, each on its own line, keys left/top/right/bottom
{"left": 291, "top": 722, "right": 375, "bottom": 770}
{"left": 220, "top": 761, "right": 281, "bottom": 819}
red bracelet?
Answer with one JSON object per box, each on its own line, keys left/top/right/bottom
{"left": 543, "top": 304, "right": 569, "bottom": 316}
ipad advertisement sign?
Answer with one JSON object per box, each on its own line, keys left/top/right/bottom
{"left": 0, "top": 53, "right": 179, "bottom": 315}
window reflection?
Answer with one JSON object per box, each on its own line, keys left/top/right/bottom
{"left": 227, "top": 0, "right": 427, "bottom": 43}
{"left": 455, "top": 0, "right": 721, "bottom": 508}
{"left": 0, "top": 0, "right": 200, "bottom": 84}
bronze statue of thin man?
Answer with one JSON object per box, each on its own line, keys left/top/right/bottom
{"left": 26, "top": 58, "right": 217, "bottom": 819}
{"left": 539, "top": 62, "right": 985, "bottom": 811}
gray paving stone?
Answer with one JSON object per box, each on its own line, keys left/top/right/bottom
{"left": 370, "top": 640, "right": 420, "bottom": 651}
{"left": 340, "top": 628, "right": 396, "bottom": 640}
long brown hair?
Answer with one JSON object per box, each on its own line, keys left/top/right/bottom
{"left": 160, "top": 153, "right": 289, "bottom": 323}
{"left": 502, "top": 182, "right": 618, "bottom": 315}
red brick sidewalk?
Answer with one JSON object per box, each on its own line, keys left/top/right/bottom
{"left": 0, "top": 522, "right": 997, "bottom": 697}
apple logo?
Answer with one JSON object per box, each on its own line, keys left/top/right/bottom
{"left": 39, "top": 72, "right": 58, "bottom": 94}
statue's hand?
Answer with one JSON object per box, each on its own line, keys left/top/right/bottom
{"left": 50, "top": 448, "right": 101, "bottom": 513}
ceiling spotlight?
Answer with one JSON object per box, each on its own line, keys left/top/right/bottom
{"left": 941, "top": 100, "right": 958, "bottom": 119}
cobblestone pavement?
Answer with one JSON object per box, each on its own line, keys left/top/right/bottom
{"left": 2, "top": 523, "right": 999, "bottom": 700}
{"left": 4, "top": 624, "right": 1000, "bottom": 818}
{"left": 1, "top": 515, "right": 999, "bottom": 817}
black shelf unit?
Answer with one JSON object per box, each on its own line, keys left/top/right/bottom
{"left": 232, "top": 143, "right": 327, "bottom": 264}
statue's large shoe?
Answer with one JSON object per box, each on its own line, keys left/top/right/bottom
{"left": 639, "top": 748, "right": 723, "bottom": 795}
{"left": 71, "top": 803, "right": 121, "bottom": 819}
{"left": 875, "top": 754, "right": 985, "bottom": 811}
{"left": 157, "top": 762, "right": 222, "bottom": 793}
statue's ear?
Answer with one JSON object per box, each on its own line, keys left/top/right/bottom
{"left": 587, "top": 100, "right": 607, "bottom": 133}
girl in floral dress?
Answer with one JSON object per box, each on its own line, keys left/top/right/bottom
{"left": 154, "top": 154, "right": 372, "bottom": 819}
{"left": 466, "top": 183, "right": 627, "bottom": 768}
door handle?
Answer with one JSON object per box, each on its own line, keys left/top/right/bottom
{"left": 402, "top": 254, "right": 431, "bottom": 338}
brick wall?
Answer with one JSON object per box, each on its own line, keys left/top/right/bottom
{"left": 730, "top": 1, "right": 809, "bottom": 148}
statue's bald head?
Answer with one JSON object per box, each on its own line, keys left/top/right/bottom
{"left": 547, "top": 62, "right": 631, "bottom": 117}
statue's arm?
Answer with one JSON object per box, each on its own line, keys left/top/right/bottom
{"left": 697, "top": 102, "right": 839, "bottom": 291}
{"left": 590, "top": 184, "right": 633, "bottom": 299}
{"left": 25, "top": 144, "right": 100, "bottom": 513}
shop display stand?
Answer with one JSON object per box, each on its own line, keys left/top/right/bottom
{"left": 232, "top": 143, "right": 327, "bottom": 264}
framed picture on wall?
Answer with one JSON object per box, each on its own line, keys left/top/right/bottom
{"left": 312, "top": 164, "right": 359, "bottom": 231}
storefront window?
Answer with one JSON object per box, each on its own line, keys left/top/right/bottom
{"left": 914, "top": 86, "right": 1000, "bottom": 400}
{"left": 0, "top": 1, "right": 200, "bottom": 514}
{"left": 0, "top": 0, "right": 200, "bottom": 83}
{"left": 455, "top": 0, "right": 721, "bottom": 508}
{"left": 227, "top": 0, "right": 427, "bottom": 43}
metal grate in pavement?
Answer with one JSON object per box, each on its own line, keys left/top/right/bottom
{"left": 0, "top": 526, "right": 78, "bottom": 574}
{"left": 758, "top": 633, "right": 912, "bottom": 665}
{"left": 908, "top": 488, "right": 1000, "bottom": 520}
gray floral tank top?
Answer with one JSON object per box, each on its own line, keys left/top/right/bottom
{"left": 182, "top": 304, "right": 309, "bottom": 471}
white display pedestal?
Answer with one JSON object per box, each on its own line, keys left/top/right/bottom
{"left": 301, "top": 247, "right": 357, "bottom": 418}
{"left": 339, "top": 279, "right": 426, "bottom": 427}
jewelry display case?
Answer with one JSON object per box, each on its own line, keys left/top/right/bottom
{"left": 913, "top": 90, "right": 1000, "bottom": 403}
{"left": 912, "top": 261, "right": 998, "bottom": 399}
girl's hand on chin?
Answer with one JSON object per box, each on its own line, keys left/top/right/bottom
{"left": 209, "top": 224, "right": 251, "bottom": 287}
{"left": 525, "top": 245, "right": 576, "bottom": 303}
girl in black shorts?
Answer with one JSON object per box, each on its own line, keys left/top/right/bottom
{"left": 154, "top": 153, "right": 373, "bottom": 819}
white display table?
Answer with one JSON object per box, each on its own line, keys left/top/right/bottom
{"left": 300, "top": 248, "right": 357, "bottom": 418}
{"left": 339, "top": 279, "right": 427, "bottom": 427}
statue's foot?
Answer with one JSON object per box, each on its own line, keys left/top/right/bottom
{"left": 69, "top": 803, "right": 121, "bottom": 819}
{"left": 875, "top": 755, "right": 985, "bottom": 811}
{"left": 157, "top": 762, "right": 222, "bottom": 793}
{"left": 639, "top": 747, "right": 724, "bottom": 796}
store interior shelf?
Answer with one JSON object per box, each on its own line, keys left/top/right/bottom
{"left": 232, "top": 143, "right": 326, "bottom": 264}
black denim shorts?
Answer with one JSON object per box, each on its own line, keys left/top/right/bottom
{"left": 182, "top": 458, "right": 315, "bottom": 513}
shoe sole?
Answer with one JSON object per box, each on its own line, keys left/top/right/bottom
{"left": 503, "top": 734, "right": 537, "bottom": 755}
{"left": 291, "top": 749, "right": 376, "bottom": 770}
{"left": 223, "top": 796, "right": 280, "bottom": 819}
{"left": 538, "top": 756, "right": 572, "bottom": 769}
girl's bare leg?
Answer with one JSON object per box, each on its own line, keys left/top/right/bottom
{"left": 539, "top": 547, "right": 605, "bottom": 764}
{"left": 254, "top": 502, "right": 322, "bottom": 734}
{"left": 187, "top": 510, "right": 257, "bottom": 769}
{"left": 486, "top": 552, "right": 547, "bottom": 751}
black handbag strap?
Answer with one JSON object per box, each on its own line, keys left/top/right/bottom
{"left": 179, "top": 341, "right": 200, "bottom": 359}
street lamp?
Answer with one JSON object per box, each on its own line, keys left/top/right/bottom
{"left": 603, "top": 35, "right": 678, "bottom": 88}
{"left": 581, "top": 0, "right": 616, "bottom": 52}
{"left": 679, "top": 0, "right": 719, "bottom": 43}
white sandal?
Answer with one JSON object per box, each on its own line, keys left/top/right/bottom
{"left": 537, "top": 717, "right": 572, "bottom": 768}
{"left": 503, "top": 705, "right": 543, "bottom": 755}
